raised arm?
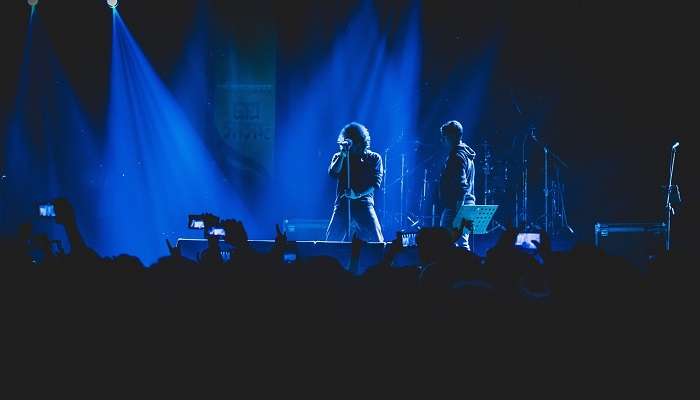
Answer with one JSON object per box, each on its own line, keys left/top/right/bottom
{"left": 328, "top": 151, "right": 347, "bottom": 178}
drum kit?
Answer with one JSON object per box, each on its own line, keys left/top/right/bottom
{"left": 379, "top": 132, "right": 573, "bottom": 237}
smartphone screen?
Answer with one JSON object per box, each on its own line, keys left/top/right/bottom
{"left": 400, "top": 232, "right": 417, "bottom": 247}
{"left": 39, "top": 204, "right": 55, "bottom": 217}
{"left": 515, "top": 233, "right": 540, "bottom": 248}
{"left": 190, "top": 219, "right": 205, "bottom": 229}
{"left": 208, "top": 227, "right": 226, "bottom": 237}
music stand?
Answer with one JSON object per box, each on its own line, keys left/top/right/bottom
{"left": 452, "top": 205, "right": 499, "bottom": 234}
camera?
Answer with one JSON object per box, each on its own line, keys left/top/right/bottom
{"left": 38, "top": 203, "right": 56, "bottom": 217}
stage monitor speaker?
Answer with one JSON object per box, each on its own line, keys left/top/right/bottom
{"left": 594, "top": 222, "right": 666, "bottom": 268}
{"left": 282, "top": 218, "right": 329, "bottom": 240}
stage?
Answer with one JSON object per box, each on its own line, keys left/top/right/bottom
{"left": 177, "top": 231, "right": 579, "bottom": 274}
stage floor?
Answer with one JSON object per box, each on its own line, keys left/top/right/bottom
{"left": 177, "top": 232, "right": 577, "bottom": 275}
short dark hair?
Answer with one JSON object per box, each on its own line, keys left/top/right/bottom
{"left": 338, "top": 122, "right": 371, "bottom": 150}
{"left": 440, "top": 120, "right": 463, "bottom": 139}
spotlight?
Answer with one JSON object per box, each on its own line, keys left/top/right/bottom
{"left": 107, "top": 0, "right": 118, "bottom": 8}
{"left": 28, "top": 0, "right": 38, "bottom": 6}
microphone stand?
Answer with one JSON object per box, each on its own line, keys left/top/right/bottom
{"left": 346, "top": 151, "right": 352, "bottom": 240}
{"left": 518, "top": 127, "right": 531, "bottom": 229}
{"left": 665, "top": 143, "right": 679, "bottom": 252}
{"left": 399, "top": 153, "right": 405, "bottom": 230}
{"left": 528, "top": 129, "right": 569, "bottom": 233}
{"left": 382, "top": 147, "right": 388, "bottom": 224}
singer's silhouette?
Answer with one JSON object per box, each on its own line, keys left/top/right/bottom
{"left": 326, "top": 122, "right": 384, "bottom": 242}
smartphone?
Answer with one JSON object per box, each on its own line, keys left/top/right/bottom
{"left": 208, "top": 227, "right": 226, "bottom": 237}
{"left": 187, "top": 218, "right": 204, "bottom": 229}
{"left": 38, "top": 203, "right": 56, "bottom": 217}
{"left": 399, "top": 231, "right": 418, "bottom": 247}
{"left": 283, "top": 252, "right": 297, "bottom": 263}
{"left": 515, "top": 233, "right": 540, "bottom": 249}
{"left": 189, "top": 214, "right": 222, "bottom": 231}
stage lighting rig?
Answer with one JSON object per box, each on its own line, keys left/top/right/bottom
{"left": 28, "top": 0, "right": 38, "bottom": 7}
{"left": 107, "top": 0, "right": 118, "bottom": 9}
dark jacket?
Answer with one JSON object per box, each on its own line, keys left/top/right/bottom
{"left": 439, "top": 142, "right": 476, "bottom": 208}
{"left": 328, "top": 150, "right": 383, "bottom": 206}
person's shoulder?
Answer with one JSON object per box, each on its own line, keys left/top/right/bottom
{"left": 366, "top": 150, "right": 381, "bottom": 160}
{"left": 455, "top": 145, "right": 470, "bottom": 160}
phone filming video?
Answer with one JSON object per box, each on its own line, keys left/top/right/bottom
{"left": 189, "top": 218, "right": 205, "bottom": 229}
{"left": 515, "top": 232, "right": 540, "bottom": 252}
{"left": 188, "top": 214, "right": 213, "bottom": 230}
{"left": 207, "top": 226, "right": 226, "bottom": 238}
{"left": 38, "top": 203, "right": 56, "bottom": 217}
{"left": 399, "top": 231, "right": 418, "bottom": 248}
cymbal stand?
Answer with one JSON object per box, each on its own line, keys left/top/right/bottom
{"left": 399, "top": 153, "right": 405, "bottom": 229}
{"left": 481, "top": 140, "right": 505, "bottom": 233}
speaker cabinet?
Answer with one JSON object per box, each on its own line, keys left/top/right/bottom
{"left": 594, "top": 222, "right": 666, "bottom": 268}
{"left": 282, "top": 219, "right": 329, "bottom": 240}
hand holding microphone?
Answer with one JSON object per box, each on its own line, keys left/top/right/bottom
{"left": 338, "top": 138, "right": 353, "bottom": 155}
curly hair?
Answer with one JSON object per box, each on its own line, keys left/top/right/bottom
{"left": 337, "top": 122, "right": 371, "bottom": 151}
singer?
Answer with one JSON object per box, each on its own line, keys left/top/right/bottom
{"left": 325, "top": 122, "right": 384, "bottom": 242}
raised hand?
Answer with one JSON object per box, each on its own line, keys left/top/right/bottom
{"left": 221, "top": 219, "right": 248, "bottom": 248}
{"left": 531, "top": 229, "right": 551, "bottom": 258}
{"left": 349, "top": 232, "right": 365, "bottom": 274}
{"left": 52, "top": 197, "right": 90, "bottom": 255}
{"left": 351, "top": 232, "right": 364, "bottom": 259}
{"left": 201, "top": 213, "right": 220, "bottom": 228}
{"left": 380, "top": 231, "right": 403, "bottom": 267}
{"left": 450, "top": 218, "right": 473, "bottom": 241}
{"left": 275, "top": 223, "right": 287, "bottom": 246}
{"left": 53, "top": 197, "right": 76, "bottom": 227}
{"left": 165, "top": 239, "right": 181, "bottom": 258}
{"left": 271, "top": 223, "right": 288, "bottom": 257}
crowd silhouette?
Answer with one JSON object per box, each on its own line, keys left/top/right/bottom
{"left": 1, "top": 197, "right": 693, "bottom": 337}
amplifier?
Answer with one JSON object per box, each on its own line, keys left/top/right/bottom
{"left": 282, "top": 218, "right": 329, "bottom": 240}
{"left": 594, "top": 222, "right": 666, "bottom": 268}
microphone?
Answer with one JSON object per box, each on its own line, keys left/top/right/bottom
{"left": 672, "top": 142, "right": 680, "bottom": 151}
{"left": 338, "top": 138, "right": 353, "bottom": 148}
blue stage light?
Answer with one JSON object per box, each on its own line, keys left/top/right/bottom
{"left": 276, "top": 0, "right": 422, "bottom": 234}
{"left": 107, "top": 0, "right": 118, "bottom": 9}
{"left": 98, "top": 12, "right": 250, "bottom": 264}
{"left": 28, "top": 0, "right": 38, "bottom": 6}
